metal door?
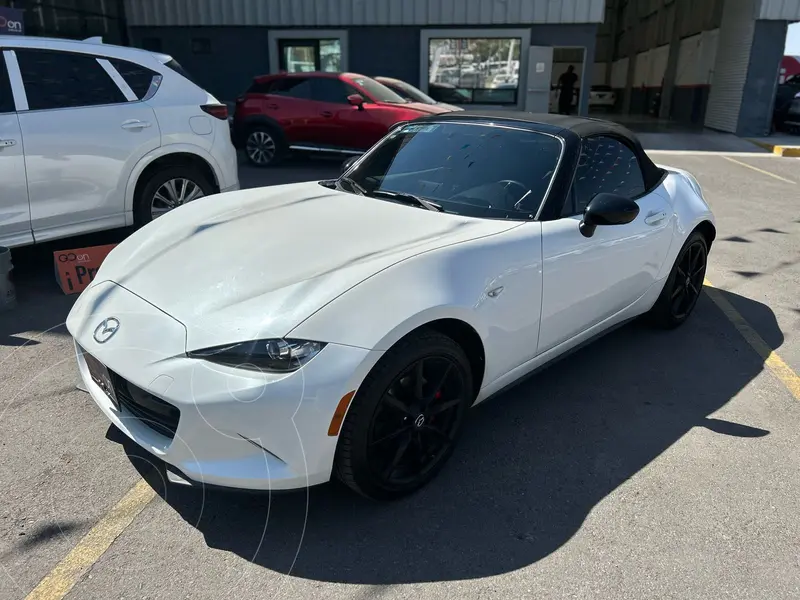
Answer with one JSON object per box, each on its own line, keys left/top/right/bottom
{"left": 525, "top": 46, "right": 553, "bottom": 113}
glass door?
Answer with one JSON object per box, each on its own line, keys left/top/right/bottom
{"left": 278, "top": 39, "right": 342, "bottom": 73}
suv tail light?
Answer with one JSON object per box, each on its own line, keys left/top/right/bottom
{"left": 201, "top": 104, "right": 229, "bottom": 120}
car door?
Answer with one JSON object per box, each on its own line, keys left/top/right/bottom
{"left": 0, "top": 50, "right": 31, "bottom": 247}
{"left": 261, "top": 76, "right": 320, "bottom": 146}
{"left": 538, "top": 135, "right": 673, "bottom": 354}
{"left": 307, "top": 77, "right": 355, "bottom": 150}
{"left": 12, "top": 48, "right": 160, "bottom": 243}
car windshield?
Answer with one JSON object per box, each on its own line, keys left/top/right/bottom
{"left": 349, "top": 76, "right": 408, "bottom": 104}
{"left": 386, "top": 80, "right": 437, "bottom": 105}
{"left": 338, "top": 122, "right": 562, "bottom": 220}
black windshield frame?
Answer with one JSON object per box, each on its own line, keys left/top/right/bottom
{"left": 336, "top": 121, "right": 565, "bottom": 222}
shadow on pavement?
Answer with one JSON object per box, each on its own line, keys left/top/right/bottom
{"left": 0, "top": 232, "right": 127, "bottom": 348}
{"left": 116, "top": 287, "right": 782, "bottom": 584}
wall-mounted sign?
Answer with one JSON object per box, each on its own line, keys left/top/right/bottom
{"left": 0, "top": 7, "right": 24, "bottom": 35}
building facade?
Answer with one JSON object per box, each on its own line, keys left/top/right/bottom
{"left": 0, "top": 0, "right": 128, "bottom": 44}
{"left": 125, "top": 0, "right": 606, "bottom": 115}
{"left": 598, "top": 0, "right": 800, "bottom": 136}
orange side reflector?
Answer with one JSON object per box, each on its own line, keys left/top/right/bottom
{"left": 328, "top": 391, "right": 356, "bottom": 437}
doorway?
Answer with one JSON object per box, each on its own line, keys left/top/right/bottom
{"left": 549, "top": 47, "right": 586, "bottom": 115}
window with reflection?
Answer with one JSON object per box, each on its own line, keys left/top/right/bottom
{"left": 428, "top": 38, "right": 521, "bottom": 105}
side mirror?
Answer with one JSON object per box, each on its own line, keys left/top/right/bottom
{"left": 347, "top": 94, "right": 365, "bottom": 110}
{"left": 341, "top": 156, "right": 359, "bottom": 175}
{"left": 579, "top": 193, "right": 640, "bottom": 238}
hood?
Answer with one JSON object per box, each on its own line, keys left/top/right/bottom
{"left": 95, "top": 182, "right": 516, "bottom": 350}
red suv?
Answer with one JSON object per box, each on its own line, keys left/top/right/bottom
{"left": 233, "top": 72, "right": 453, "bottom": 166}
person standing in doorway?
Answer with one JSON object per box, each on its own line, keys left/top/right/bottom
{"left": 557, "top": 65, "right": 578, "bottom": 115}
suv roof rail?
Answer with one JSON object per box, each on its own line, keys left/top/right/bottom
{"left": 83, "top": 36, "right": 104, "bottom": 44}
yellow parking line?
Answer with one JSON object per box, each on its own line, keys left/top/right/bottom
{"left": 704, "top": 279, "right": 800, "bottom": 401}
{"left": 25, "top": 480, "right": 155, "bottom": 600}
{"left": 721, "top": 156, "right": 796, "bottom": 184}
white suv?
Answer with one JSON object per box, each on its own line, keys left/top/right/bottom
{"left": 0, "top": 35, "right": 239, "bottom": 248}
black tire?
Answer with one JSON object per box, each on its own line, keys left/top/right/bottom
{"left": 243, "top": 125, "right": 287, "bottom": 167}
{"left": 647, "top": 231, "right": 708, "bottom": 329}
{"left": 334, "top": 329, "right": 474, "bottom": 501}
{"left": 133, "top": 165, "right": 215, "bottom": 228}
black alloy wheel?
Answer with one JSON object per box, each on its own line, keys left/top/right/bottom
{"left": 368, "top": 356, "right": 465, "bottom": 488}
{"left": 334, "top": 329, "right": 473, "bottom": 501}
{"left": 648, "top": 230, "right": 708, "bottom": 328}
{"left": 670, "top": 238, "right": 707, "bottom": 320}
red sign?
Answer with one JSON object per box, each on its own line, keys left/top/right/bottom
{"left": 54, "top": 244, "right": 117, "bottom": 295}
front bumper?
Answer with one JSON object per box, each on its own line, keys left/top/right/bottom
{"left": 67, "top": 281, "right": 378, "bottom": 491}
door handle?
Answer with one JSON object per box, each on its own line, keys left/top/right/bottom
{"left": 320, "top": 111, "right": 334, "bottom": 118}
{"left": 266, "top": 103, "right": 279, "bottom": 110}
{"left": 121, "top": 120, "right": 152, "bottom": 130}
{"left": 644, "top": 210, "right": 668, "bottom": 226}
{"left": 0, "top": 139, "right": 16, "bottom": 147}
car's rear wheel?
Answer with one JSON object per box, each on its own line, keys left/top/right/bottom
{"left": 335, "top": 329, "right": 473, "bottom": 501}
{"left": 245, "top": 126, "right": 285, "bottom": 167}
{"left": 134, "top": 165, "right": 215, "bottom": 227}
{"left": 648, "top": 231, "right": 708, "bottom": 328}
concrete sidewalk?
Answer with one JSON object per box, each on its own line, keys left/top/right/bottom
{"left": 747, "top": 134, "right": 800, "bottom": 157}
{"left": 637, "top": 130, "right": 771, "bottom": 153}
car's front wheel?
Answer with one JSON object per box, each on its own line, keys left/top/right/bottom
{"left": 335, "top": 329, "right": 474, "bottom": 501}
{"left": 134, "top": 165, "right": 215, "bottom": 227}
{"left": 648, "top": 230, "right": 708, "bottom": 328}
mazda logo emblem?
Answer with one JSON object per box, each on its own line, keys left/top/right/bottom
{"left": 93, "top": 317, "right": 120, "bottom": 344}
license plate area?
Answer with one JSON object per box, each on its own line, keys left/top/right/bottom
{"left": 82, "top": 349, "right": 119, "bottom": 410}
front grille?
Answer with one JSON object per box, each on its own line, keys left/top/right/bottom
{"left": 110, "top": 371, "right": 180, "bottom": 440}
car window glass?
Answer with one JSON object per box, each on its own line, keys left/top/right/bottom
{"left": 0, "top": 54, "right": 14, "bottom": 113}
{"left": 269, "top": 77, "right": 312, "bottom": 99}
{"left": 108, "top": 58, "right": 160, "bottom": 100}
{"left": 343, "top": 122, "right": 562, "bottom": 221}
{"left": 16, "top": 50, "right": 127, "bottom": 110}
{"left": 311, "top": 78, "right": 349, "bottom": 103}
{"left": 348, "top": 76, "right": 406, "bottom": 103}
{"left": 247, "top": 81, "right": 272, "bottom": 94}
{"left": 568, "top": 136, "right": 646, "bottom": 216}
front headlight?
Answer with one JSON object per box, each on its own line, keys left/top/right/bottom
{"left": 188, "top": 338, "right": 326, "bottom": 372}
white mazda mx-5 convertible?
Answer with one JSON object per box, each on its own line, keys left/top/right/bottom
{"left": 67, "top": 112, "right": 716, "bottom": 501}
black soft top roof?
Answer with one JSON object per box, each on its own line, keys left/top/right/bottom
{"left": 414, "top": 110, "right": 666, "bottom": 193}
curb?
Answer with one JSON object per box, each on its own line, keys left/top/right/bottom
{"left": 747, "top": 139, "right": 800, "bottom": 157}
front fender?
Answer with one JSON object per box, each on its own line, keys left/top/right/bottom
{"left": 289, "top": 223, "right": 541, "bottom": 389}
{"left": 124, "top": 144, "right": 225, "bottom": 221}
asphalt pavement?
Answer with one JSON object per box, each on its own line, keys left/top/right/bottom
{"left": 1, "top": 147, "right": 799, "bottom": 600}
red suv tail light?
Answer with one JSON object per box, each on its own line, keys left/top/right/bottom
{"left": 201, "top": 104, "right": 229, "bottom": 120}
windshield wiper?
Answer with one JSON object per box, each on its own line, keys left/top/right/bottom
{"left": 339, "top": 176, "right": 368, "bottom": 196}
{"left": 368, "top": 190, "right": 443, "bottom": 212}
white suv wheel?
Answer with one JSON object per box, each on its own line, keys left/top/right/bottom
{"left": 151, "top": 177, "right": 206, "bottom": 219}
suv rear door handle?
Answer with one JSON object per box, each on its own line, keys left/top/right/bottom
{"left": 266, "top": 103, "right": 279, "bottom": 109}
{"left": 121, "top": 120, "right": 152, "bottom": 130}
{"left": 0, "top": 139, "right": 16, "bottom": 147}
{"left": 320, "top": 111, "right": 334, "bottom": 118}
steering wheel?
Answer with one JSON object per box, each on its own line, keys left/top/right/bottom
{"left": 496, "top": 180, "right": 532, "bottom": 210}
